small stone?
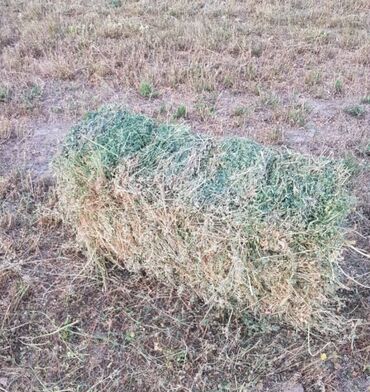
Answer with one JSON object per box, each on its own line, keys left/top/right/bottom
{"left": 0, "top": 378, "right": 8, "bottom": 387}
{"left": 276, "top": 382, "right": 304, "bottom": 392}
{"left": 286, "top": 384, "right": 304, "bottom": 392}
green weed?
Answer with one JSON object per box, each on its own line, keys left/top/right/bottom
{"left": 334, "top": 79, "right": 343, "bottom": 94}
{"left": 139, "top": 82, "right": 158, "bottom": 98}
{"left": 344, "top": 105, "right": 365, "bottom": 118}
{"left": 287, "top": 102, "right": 310, "bottom": 127}
{"left": 232, "top": 106, "right": 249, "bottom": 117}
{"left": 261, "top": 92, "right": 280, "bottom": 108}
{"left": 360, "top": 95, "right": 370, "bottom": 104}
{"left": 305, "top": 70, "right": 322, "bottom": 86}
{"left": 0, "top": 86, "right": 11, "bottom": 103}
{"left": 22, "top": 84, "right": 42, "bottom": 109}
{"left": 109, "top": 0, "right": 122, "bottom": 8}
{"left": 173, "top": 105, "right": 187, "bottom": 119}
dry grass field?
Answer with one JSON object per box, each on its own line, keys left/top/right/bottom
{"left": 0, "top": 1, "right": 369, "bottom": 391}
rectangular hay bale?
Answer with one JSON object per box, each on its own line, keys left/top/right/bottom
{"left": 57, "top": 107, "right": 352, "bottom": 327}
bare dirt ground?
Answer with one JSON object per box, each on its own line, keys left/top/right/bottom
{"left": 1, "top": 1, "right": 369, "bottom": 391}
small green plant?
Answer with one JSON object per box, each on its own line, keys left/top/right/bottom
{"left": 159, "top": 104, "right": 167, "bottom": 115}
{"left": 223, "top": 75, "right": 234, "bottom": 88}
{"left": 243, "top": 64, "right": 258, "bottom": 81}
{"left": 364, "top": 363, "right": 370, "bottom": 375}
{"left": 195, "top": 82, "right": 214, "bottom": 93}
{"left": 305, "top": 70, "right": 322, "bottom": 86}
{"left": 251, "top": 41, "right": 263, "bottom": 57}
{"left": 0, "top": 86, "right": 11, "bottom": 103}
{"left": 365, "top": 143, "right": 370, "bottom": 156}
{"left": 173, "top": 105, "right": 187, "bottom": 119}
{"left": 59, "top": 317, "right": 78, "bottom": 342}
{"left": 195, "top": 102, "right": 215, "bottom": 120}
{"left": 360, "top": 95, "right": 370, "bottom": 104}
{"left": 232, "top": 106, "right": 249, "bottom": 127}
{"left": 344, "top": 105, "right": 365, "bottom": 118}
{"left": 334, "top": 79, "right": 343, "bottom": 94}
{"left": 232, "top": 106, "right": 249, "bottom": 117}
{"left": 124, "top": 330, "right": 136, "bottom": 343}
{"left": 261, "top": 92, "right": 280, "bottom": 108}
{"left": 343, "top": 154, "right": 361, "bottom": 175}
{"left": 217, "top": 382, "right": 231, "bottom": 392}
{"left": 195, "top": 94, "right": 217, "bottom": 120}
{"left": 175, "top": 350, "right": 187, "bottom": 365}
{"left": 254, "top": 84, "right": 263, "bottom": 97}
{"left": 109, "top": 0, "right": 122, "bottom": 7}
{"left": 139, "top": 82, "right": 158, "bottom": 98}
{"left": 22, "top": 84, "right": 42, "bottom": 106}
{"left": 269, "top": 127, "right": 284, "bottom": 145}
{"left": 242, "top": 314, "right": 280, "bottom": 334}
{"left": 287, "top": 102, "right": 310, "bottom": 127}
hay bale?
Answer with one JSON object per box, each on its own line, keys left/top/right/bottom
{"left": 57, "top": 107, "right": 352, "bottom": 327}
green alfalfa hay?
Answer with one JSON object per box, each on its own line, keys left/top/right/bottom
{"left": 56, "top": 107, "right": 353, "bottom": 327}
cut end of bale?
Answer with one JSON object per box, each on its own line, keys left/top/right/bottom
{"left": 56, "top": 107, "right": 353, "bottom": 328}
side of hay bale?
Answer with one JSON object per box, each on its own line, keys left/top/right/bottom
{"left": 57, "top": 107, "right": 352, "bottom": 327}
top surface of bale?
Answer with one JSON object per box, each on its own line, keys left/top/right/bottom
{"left": 63, "top": 107, "right": 350, "bottom": 229}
